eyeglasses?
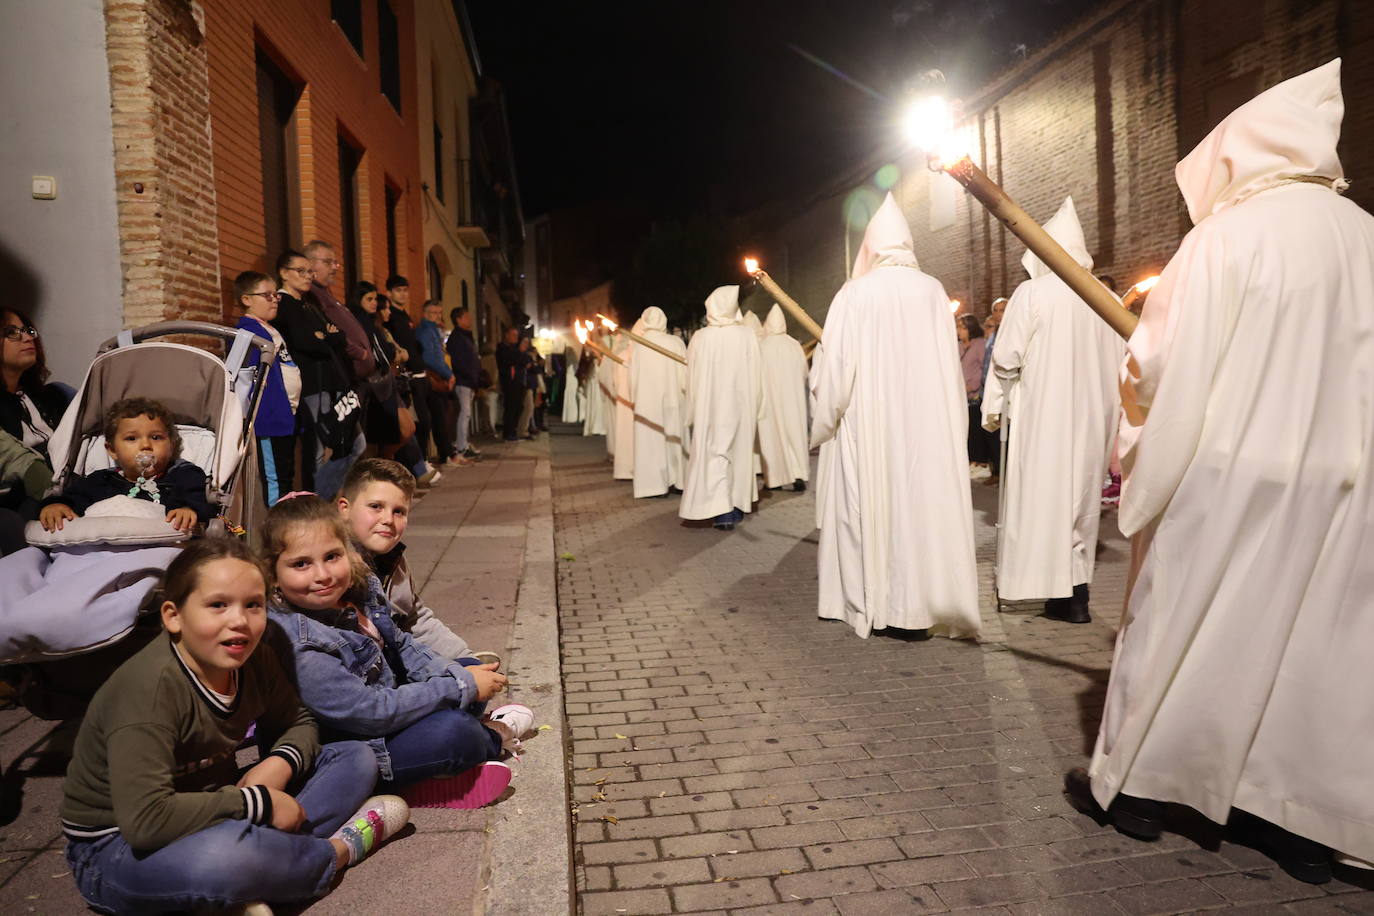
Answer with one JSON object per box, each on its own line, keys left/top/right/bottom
{"left": 284, "top": 266, "right": 311, "bottom": 275}
{"left": 2, "top": 325, "right": 38, "bottom": 341}
{"left": 311, "top": 257, "right": 343, "bottom": 267}
{"left": 246, "top": 291, "right": 281, "bottom": 303}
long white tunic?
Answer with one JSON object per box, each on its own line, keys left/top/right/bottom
{"left": 593, "top": 338, "right": 617, "bottom": 447}
{"left": 629, "top": 307, "right": 689, "bottom": 498}
{"left": 1090, "top": 59, "right": 1374, "bottom": 861}
{"left": 757, "top": 304, "right": 810, "bottom": 488}
{"left": 981, "top": 197, "right": 1123, "bottom": 600}
{"left": 561, "top": 346, "right": 582, "bottom": 423}
{"left": 611, "top": 328, "right": 636, "bottom": 480}
{"left": 811, "top": 192, "right": 980, "bottom": 638}
{"left": 583, "top": 346, "right": 610, "bottom": 437}
{"left": 679, "top": 286, "right": 763, "bottom": 520}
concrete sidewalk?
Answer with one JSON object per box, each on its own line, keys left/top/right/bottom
{"left": 0, "top": 436, "right": 572, "bottom": 915}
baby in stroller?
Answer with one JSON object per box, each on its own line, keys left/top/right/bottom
{"left": 38, "top": 397, "right": 215, "bottom": 533}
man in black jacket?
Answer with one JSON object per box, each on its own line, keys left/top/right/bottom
{"left": 385, "top": 275, "right": 434, "bottom": 467}
{"left": 495, "top": 327, "right": 528, "bottom": 442}
{"left": 446, "top": 307, "right": 482, "bottom": 459}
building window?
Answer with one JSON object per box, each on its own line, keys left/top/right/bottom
{"left": 255, "top": 49, "right": 300, "bottom": 263}
{"left": 427, "top": 251, "right": 442, "bottom": 302}
{"left": 461, "top": 279, "right": 469, "bottom": 312}
{"left": 331, "top": 0, "right": 364, "bottom": 58}
{"left": 385, "top": 183, "right": 400, "bottom": 279}
{"left": 378, "top": 0, "right": 401, "bottom": 114}
{"left": 432, "top": 122, "right": 444, "bottom": 202}
{"left": 338, "top": 136, "right": 363, "bottom": 293}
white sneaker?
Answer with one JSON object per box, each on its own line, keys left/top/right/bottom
{"left": 970, "top": 464, "right": 991, "bottom": 480}
{"left": 486, "top": 703, "right": 535, "bottom": 755}
{"left": 418, "top": 464, "right": 442, "bottom": 487}
{"left": 331, "top": 794, "right": 410, "bottom": 865}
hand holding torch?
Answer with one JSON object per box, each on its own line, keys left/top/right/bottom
{"left": 574, "top": 320, "right": 625, "bottom": 365}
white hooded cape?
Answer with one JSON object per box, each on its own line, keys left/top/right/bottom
{"left": 980, "top": 196, "right": 1124, "bottom": 599}
{"left": 629, "top": 306, "right": 689, "bottom": 498}
{"left": 679, "top": 286, "right": 764, "bottom": 519}
{"left": 593, "top": 335, "right": 617, "bottom": 448}
{"left": 561, "top": 344, "right": 583, "bottom": 423}
{"left": 743, "top": 311, "right": 767, "bottom": 476}
{"left": 757, "top": 304, "right": 810, "bottom": 488}
{"left": 612, "top": 324, "right": 637, "bottom": 480}
{"left": 583, "top": 339, "right": 612, "bottom": 437}
{"left": 809, "top": 192, "right": 980, "bottom": 638}
{"left": 1089, "top": 59, "right": 1374, "bottom": 861}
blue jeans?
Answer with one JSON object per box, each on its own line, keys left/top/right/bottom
{"left": 65, "top": 742, "right": 378, "bottom": 913}
{"left": 453, "top": 385, "right": 474, "bottom": 452}
{"left": 380, "top": 706, "right": 502, "bottom": 787}
{"left": 304, "top": 392, "right": 365, "bottom": 500}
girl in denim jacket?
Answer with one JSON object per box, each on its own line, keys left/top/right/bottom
{"left": 261, "top": 494, "right": 530, "bottom": 809}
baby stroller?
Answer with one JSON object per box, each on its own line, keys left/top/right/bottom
{"left": 2, "top": 321, "right": 276, "bottom": 718}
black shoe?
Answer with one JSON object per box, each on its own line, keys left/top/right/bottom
{"left": 793, "top": 479, "right": 807, "bottom": 492}
{"left": 1045, "top": 588, "right": 1091, "bottom": 624}
{"left": 713, "top": 523, "right": 735, "bottom": 531}
{"left": 1064, "top": 768, "right": 1163, "bottom": 841}
{"left": 1235, "top": 812, "right": 1333, "bottom": 885}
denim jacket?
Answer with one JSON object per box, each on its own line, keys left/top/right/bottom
{"left": 267, "top": 574, "right": 477, "bottom": 780}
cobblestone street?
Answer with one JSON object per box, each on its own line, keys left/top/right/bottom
{"left": 552, "top": 430, "right": 1374, "bottom": 916}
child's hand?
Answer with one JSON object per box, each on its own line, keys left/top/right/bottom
{"left": 39, "top": 503, "right": 76, "bottom": 532}
{"left": 165, "top": 507, "right": 198, "bottom": 532}
{"left": 465, "top": 663, "right": 508, "bottom": 702}
{"left": 267, "top": 788, "right": 306, "bottom": 833}
{"left": 237, "top": 755, "right": 293, "bottom": 792}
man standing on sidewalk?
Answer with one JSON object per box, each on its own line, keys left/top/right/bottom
{"left": 446, "top": 306, "right": 482, "bottom": 461}
{"left": 304, "top": 240, "right": 373, "bottom": 383}
{"left": 496, "top": 327, "right": 528, "bottom": 442}
{"left": 385, "top": 275, "right": 434, "bottom": 471}
{"left": 417, "top": 300, "right": 463, "bottom": 466}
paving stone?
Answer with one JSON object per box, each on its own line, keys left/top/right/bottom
{"left": 707, "top": 847, "right": 807, "bottom": 879}
{"left": 833, "top": 887, "right": 947, "bottom": 915}
{"left": 1108, "top": 876, "right": 1228, "bottom": 915}
{"left": 751, "top": 822, "right": 848, "bottom": 850}
{"left": 804, "top": 838, "right": 906, "bottom": 870}
{"left": 670, "top": 876, "right": 779, "bottom": 910}
{"left": 580, "top": 838, "right": 658, "bottom": 865}
{"left": 612, "top": 856, "right": 711, "bottom": 888}
{"left": 870, "top": 854, "right": 976, "bottom": 887}
{"left": 581, "top": 888, "right": 673, "bottom": 915}
{"left": 774, "top": 865, "right": 881, "bottom": 899}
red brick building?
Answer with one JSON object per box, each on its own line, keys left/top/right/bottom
{"left": 740, "top": 0, "right": 1374, "bottom": 325}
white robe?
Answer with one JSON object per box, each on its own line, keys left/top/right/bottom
{"left": 612, "top": 328, "right": 636, "bottom": 479}
{"left": 811, "top": 193, "right": 980, "bottom": 639}
{"left": 679, "top": 286, "right": 763, "bottom": 520}
{"left": 561, "top": 347, "right": 582, "bottom": 423}
{"left": 981, "top": 197, "right": 1124, "bottom": 600}
{"left": 593, "top": 338, "right": 617, "bottom": 448}
{"left": 1090, "top": 59, "right": 1374, "bottom": 861}
{"left": 744, "top": 312, "right": 767, "bottom": 477}
{"left": 757, "top": 304, "right": 810, "bottom": 488}
{"left": 629, "top": 307, "right": 689, "bottom": 498}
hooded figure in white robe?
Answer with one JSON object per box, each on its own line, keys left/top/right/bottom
{"left": 611, "top": 323, "right": 637, "bottom": 479}
{"left": 583, "top": 339, "right": 610, "bottom": 437}
{"left": 629, "top": 306, "right": 689, "bottom": 498}
{"left": 594, "top": 333, "right": 618, "bottom": 452}
{"left": 981, "top": 197, "right": 1124, "bottom": 613}
{"left": 810, "top": 192, "right": 980, "bottom": 639}
{"left": 757, "top": 304, "right": 810, "bottom": 489}
{"left": 561, "top": 343, "right": 583, "bottom": 423}
{"left": 743, "top": 311, "right": 767, "bottom": 476}
{"left": 1087, "top": 59, "right": 1374, "bottom": 864}
{"left": 679, "top": 286, "right": 764, "bottom": 523}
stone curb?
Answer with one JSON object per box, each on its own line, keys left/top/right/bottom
{"left": 485, "top": 445, "right": 575, "bottom": 915}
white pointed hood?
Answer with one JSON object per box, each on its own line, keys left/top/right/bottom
{"left": 1022, "top": 196, "right": 1092, "bottom": 280}
{"left": 640, "top": 306, "right": 668, "bottom": 332}
{"left": 1176, "top": 59, "right": 1345, "bottom": 225}
{"left": 764, "top": 303, "right": 787, "bottom": 335}
{"left": 852, "top": 192, "right": 919, "bottom": 279}
{"left": 743, "top": 311, "right": 765, "bottom": 341}
{"left": 705, "top": 285, "right": 742, "bottom": 326}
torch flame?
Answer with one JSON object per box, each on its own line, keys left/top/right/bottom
{"left": 596, "top": 313, "right": 618, "bottom": 331}
{"left": 574, "top": 321, "right": 588, "bottom": 345}
{"left": 949, "top": 299, "right": 961, "bottom": 314}
{"left": 743, "top": 257, "right": 760, "bottom": 275}
{"left": 1134, "top": 275, "right": 1161, "bottom": 294}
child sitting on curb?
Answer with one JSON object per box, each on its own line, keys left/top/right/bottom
{"left": 60, "top": 538, "right": 408, "bottom": 914}
{"left": 39, "top": 397, "right": 215, "bottom": 533}
{"left": 260, "top": 493, "right": 533, "bottom": 809}
{"left": 336, "top": 457, "right": 500, "bottom": 668}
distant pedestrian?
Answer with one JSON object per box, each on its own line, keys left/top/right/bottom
{"left": 496, "top": 328, "right": 527, "bottom": 442}
{"left": 445, "top": 307, "right": 482, "bottom": 460}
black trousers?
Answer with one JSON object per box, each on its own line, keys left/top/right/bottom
{"left": 406, "top": 375, "right": 432, "bottom": 462}
{"left": 422, "top": 386, "right": 455, "bottom": 461}
{"left": 501, "top": 384, "right": 524, "bottom": 440}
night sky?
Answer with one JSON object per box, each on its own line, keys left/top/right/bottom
{"left": 468, "top": 0, "right": 1106, "bottom": 221}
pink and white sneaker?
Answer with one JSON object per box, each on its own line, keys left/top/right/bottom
{"left": 485, "top": 704, "right": 536, "bottom": 756}
{"left": 400, "top": 761, "right": 513, "bottom": 809}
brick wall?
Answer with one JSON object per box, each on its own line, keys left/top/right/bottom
{"left": 200, "top": 0, "right": 424, "bottom": 317}
{"left": 745, "top": 0, "right": 1371, "bottom": 325}
{"left": 104, "top": 0, "right": 221, "bottom": 327}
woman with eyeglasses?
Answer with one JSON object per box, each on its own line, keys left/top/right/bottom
{"left": 1, "top": 308, "right": 70, "bottom": 553}
{"left": 233, "top": 270, "right": 303, "bottom": 506}
{"left": 271, "top": 249, "right": 361, "bottom": 500}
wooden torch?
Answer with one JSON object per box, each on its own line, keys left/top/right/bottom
{"left": 574, "top": 320, "right": 625, "bottom": 365}
{"left": 743, "top": 257, "right": 824, "bottom": 341}
{"left": 596, "top": 314, "right": 687, "bottom": 366}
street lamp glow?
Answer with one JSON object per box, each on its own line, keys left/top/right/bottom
{"left": 903, "top": 96, "right": 952, "bottom": 151}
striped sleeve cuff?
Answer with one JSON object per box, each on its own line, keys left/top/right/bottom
{"left": 240, "top": 785, "right": 274, "bottom": 826}
{"left": 265, "top": 744, "right": 305, "bottom": 778}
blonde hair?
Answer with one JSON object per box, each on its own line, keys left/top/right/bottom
{"left": 258, "top": 494, "right": 369, "bottom": 603}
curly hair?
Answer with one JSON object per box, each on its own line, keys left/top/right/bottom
{"left": 102, "top": 397, "right": 182, "bottom": 458}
